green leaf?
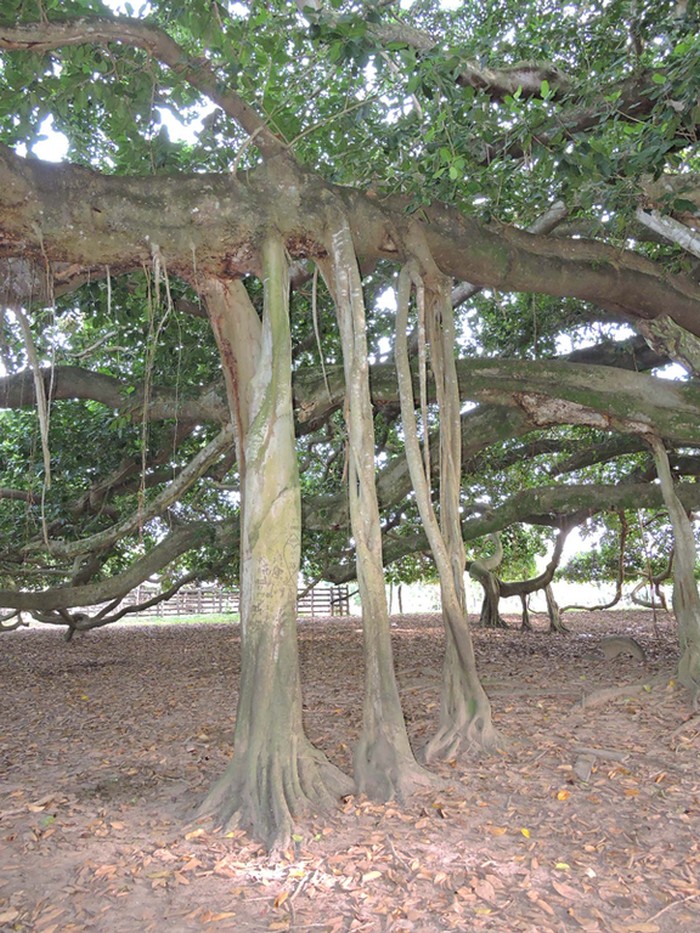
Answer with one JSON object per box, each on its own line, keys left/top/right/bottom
{"left": 672, "top": 198, "right": 698, "bottom": 213}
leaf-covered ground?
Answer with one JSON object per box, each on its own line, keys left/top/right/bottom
{"left": 2, "top": 611, "right": 699, "bottom": 932}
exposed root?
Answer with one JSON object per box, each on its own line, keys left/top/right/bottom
{"left": 422, "top": 688, "right": 502, "bottom": 764}
{"left": 198, "top": 740, "right": 352, "bottom": 850}
{"left": 422, "top": 716, "right": 502, "bottom": 763}
{"left": 577, "top": 675, "right": 666, "bottom": 711}
{"left": 481, "top": 609, "right": 509, "bottom": 629}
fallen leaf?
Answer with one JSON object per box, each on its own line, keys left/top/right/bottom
{"left": 202, "top": 910, "right": 237, "bottom": 922}
{"left": 472, "top": 877, "right": 497, "bottom": 903}
{"left": 273, "top": 890, "right": 289, "bottom": 908}
{"left": 552, "top": 879, "right": 581, "bottom": 900}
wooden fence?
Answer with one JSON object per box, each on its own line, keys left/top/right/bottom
{"left": 122, "top": 584, "right": 350, "bottom": 617}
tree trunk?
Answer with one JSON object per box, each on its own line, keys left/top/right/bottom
{"left": 545, "top": 584, "right": 568, "bottom": 633}
{"left": 198, "top": 243, "right": 350, "bottom": 848}
{"left": 520, "top": 594, "right": 533, "bottom": 632}
{"left": 473, "top": 568, "right": 508, "bottom": 628}
{"left": 648, "top": 436, "right": 700, "bottom": 690}
{"left": 395, "top": 257, "right": 499, "bottom": 761}
{"left": 320, "top": 218, "right": 431, "bottom": 799}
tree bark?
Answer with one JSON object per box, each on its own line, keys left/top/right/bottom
{"left": 647, "top": 436, "right": 700, "bottom": 691}
{"left": 395, "top": 258, "right": 499, "bottom": 761}
{"left": 320, "top": 216, "right": 431, "bottom": 799}
{"left": 520, "top": 594, "right": 533, "bottom": 632}
{"left": 198, "top": 245, "right": 350, "bottom": 848}
{"left": 545, "top": 584, "right": 568, "bottom": 633}
{"left": 475, "top": 569, "right": 508, "bottom": 629}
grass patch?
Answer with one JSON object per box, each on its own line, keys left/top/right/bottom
{"left": 121, "top": 613, "right": 239, "bottom": 626}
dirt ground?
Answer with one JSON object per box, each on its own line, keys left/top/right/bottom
{"left": 1, "top": 610, "right": 699, "bottom": 932}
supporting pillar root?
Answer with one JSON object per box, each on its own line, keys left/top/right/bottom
{"left": 422, "top": 690, "right": 502, "bottom": 763}
{"left": 354, "top": 727, "right": 437, "bottom": 800}
{"left": 199, "top": 741, "right": 352, "bottom": 850}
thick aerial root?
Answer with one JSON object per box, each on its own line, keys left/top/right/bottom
{"left": 422, "top": 692, "right": 502, "bottom": 764}
{"left": 354, "top": 728, "right": 437, "bottom": 801}
{"left": 199, "top": 741, "right": 352, "bottom": 850}
{"left": 480, "top": 609, "right": 509, "bottom": 629}
{"left": 678, "top": 643, "right": 700, "bottom": 692}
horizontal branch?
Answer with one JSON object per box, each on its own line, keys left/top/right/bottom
{"left": 1, "top": 147, "right": 700, "bottom": 335}
{"left": 324, "top": 480, "right": 700, "bottom": 584}
{"left": 296, "top": 357, "right": 700, "bottom": 447}
{"left": 0, "top": 521, "right": 216, "bottom": 611}
{"left": 43, "top": 425, "right": 234, "bottom": 561}
{"left": 0, "top": 364, "right": 228, "bottom": 423}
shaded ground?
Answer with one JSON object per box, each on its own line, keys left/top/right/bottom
{"left": 1, "top": 610, "right": 699, "bottom": 932}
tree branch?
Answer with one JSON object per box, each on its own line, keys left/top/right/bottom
{"left": 42, "top": 425, "right": 234, "bottom": 561}
{"left": 1, "top": 148, "right": 700, "bottom": 334}
{"left": 0, "top": 14, "right": 286, "bottom": 160}
{"left": 0, "top": 521, "right": 218, "bottom": 611}
{"left": 0, "top": 364, "right": 228, "bottom": 423}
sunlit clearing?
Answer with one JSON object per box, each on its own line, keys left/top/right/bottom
{"left": 555, "top": 323, "right": 636, "bottom": 355}
{"left": 157, "top": 104, "right": 217, "bottom": 144}
{"left": 104, "top": 0, "right": 153, "bottom": 13}
{"left": 654, "top": 362, "right": 689, "bottom": 381}
{"left": 32, "top": 116, "right": 68, "bottom": 162}
{"left": 376, "top": 287, "right": 398, "bottom": 312}
{"left": 402, "top": 0, "right": 460, "bottom": 7}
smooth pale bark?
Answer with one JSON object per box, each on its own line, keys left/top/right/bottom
{"left": 396, "top": 261, "right": 499, "bottom": 760}
{"left": 647, "top": 436, "right": 700, "bottom": 692}
{"left": 429, "top": 268, "right": 501, "bottom": 758}
{"left": 199, "top": 247, "right": 350, "bottom": 848}
{"left": 320, "top": 217, "right": 431, "bottom": 798}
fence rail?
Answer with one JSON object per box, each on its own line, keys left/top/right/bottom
{"left": 122, "top": 584, "right": 350, "bottom": 618}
